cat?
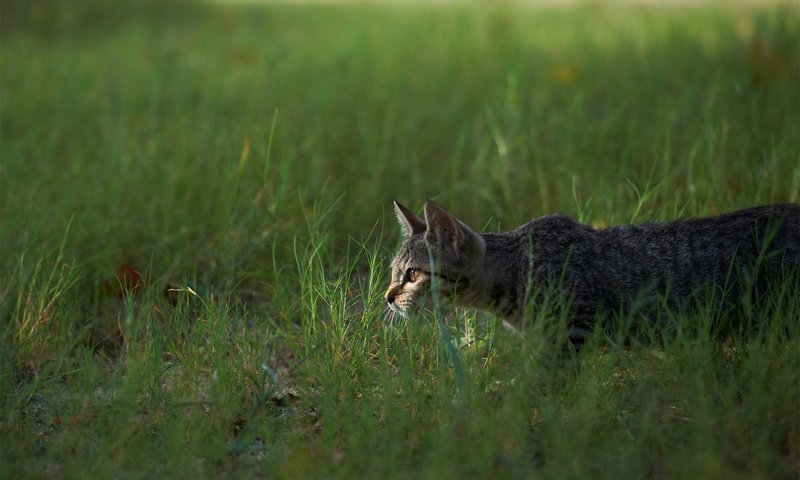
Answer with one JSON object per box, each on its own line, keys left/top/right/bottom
{"left": 385, "top": 201, "right": 799, "bottom": 347}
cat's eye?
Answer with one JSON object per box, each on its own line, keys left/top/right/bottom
{"left": 406, "top": 268, "right": 419, "bottom": 283}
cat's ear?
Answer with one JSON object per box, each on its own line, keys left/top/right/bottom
{"left": 423, "top": 201, "right": 485, "bottom": 260}
{"left": 393, "top": 201, "right": 426, "bottom": 238}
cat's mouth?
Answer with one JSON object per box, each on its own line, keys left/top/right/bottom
{"left": 387, "top": 302, "right": 409, "bottom": 317}
{"left": 385, "top": 302, "right": 411, "bottom": 325}
{"left": 386, "top": 290, "right": 459, "bottom": 320}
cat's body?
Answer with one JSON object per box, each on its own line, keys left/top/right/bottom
{"left": 386, "top": 201, "right": 799, "bottom": 346}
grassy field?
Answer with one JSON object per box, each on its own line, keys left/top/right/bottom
{"left": 2, "top": 1, "right": 799, "bottom": 477}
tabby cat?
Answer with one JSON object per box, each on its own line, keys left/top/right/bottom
{"left": 385, "top": 201, "right": 799, "bottom": 346}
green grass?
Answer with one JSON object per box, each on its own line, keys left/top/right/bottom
{"left": 2, "top": 1, "right": 799, "bottom": 477}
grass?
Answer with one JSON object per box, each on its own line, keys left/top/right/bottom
{"left": 2, "top": 0, "right": 799, "bottom": 477}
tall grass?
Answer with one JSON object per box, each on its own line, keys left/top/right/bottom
{"left": 1, "top": 1, "right": 798, "bottom": 477}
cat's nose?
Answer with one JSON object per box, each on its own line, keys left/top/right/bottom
{"left": 386, "top": 292, "right": 396, "bottom": 305}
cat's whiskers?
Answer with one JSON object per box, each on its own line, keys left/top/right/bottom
{"left": 383, "top": 304, "right": 403, "bottom": 325}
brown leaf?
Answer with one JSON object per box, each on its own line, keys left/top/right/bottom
{"left": 116, "top": 264, "right": 143, "bottom": 295}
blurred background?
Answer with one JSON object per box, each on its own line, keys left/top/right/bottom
{"left": 2, "top": 0, "right": 799, "bottom": 292}
{"left": 2, "top": 1, "right": 799, "bottom": 477}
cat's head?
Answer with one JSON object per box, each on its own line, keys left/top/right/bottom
{"left": 385, "top": 201, "right": 486, "bottom": 317}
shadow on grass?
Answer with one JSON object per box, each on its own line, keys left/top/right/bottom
{"left": 1, "top": 0, "right": 211, "bottom": 40}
